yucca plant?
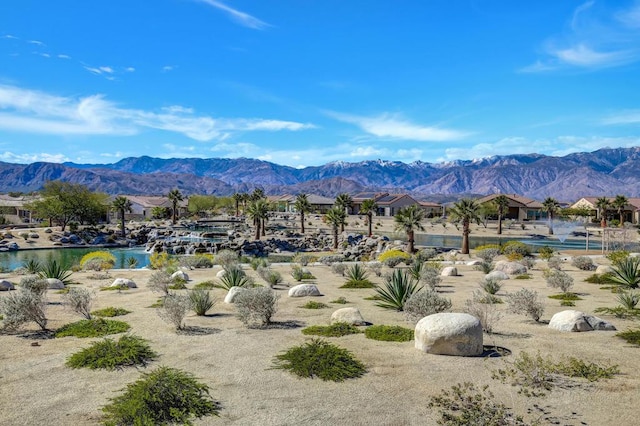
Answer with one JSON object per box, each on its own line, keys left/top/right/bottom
{"left": 407, "top": 261, "right": 425, "bottom": 281}
{"left": 22, "top": 259, "right": 43, "bottom": 274}
{"left": 617, "top": 291, "right": 640, "bottom": 310}
{"left": 215, "top": 267, "right": 254, "bottom": 290}
{"left": 189, "top": 289, "right": 216, "bottom": 316}
{"left": 38, "top": 259, "right": 73, "bottom": 284}
{"left": 126, "top": 257, "right": 138, "bottom": 269}
{"left": 609, "top": 257, "right": 640, "bottom": 289}
{"left": 342, "top": 263, "right": 375, "bottom": 288}
{"left": 374, "top": 269, "right": 422, "bottom": 311}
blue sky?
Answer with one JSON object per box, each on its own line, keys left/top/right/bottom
{"left": 1, "top": 0, "right": 640, "bottom": 168}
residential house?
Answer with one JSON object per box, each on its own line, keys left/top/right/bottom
{"left": 419, "top": 200, "right": 444, "bottom": 218}
{"left": 269, "top": 194, "right": 336, "bottom": 214}
{"left": 475, "top": 194, "right": 544, "bottom": 221}
{"left": 0, "top": 194, "right": 40, "bottom": 224}
{"left": 109, "top": 195, "right": 188, "bottom": 221}
{"left": 351, "top": 192, "right": 422, "bottom": 217}
{"left": 571, "top": 197, "right": 640, "bottom": 224}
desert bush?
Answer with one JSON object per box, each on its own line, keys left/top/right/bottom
{"left": 101, "top": 366, "right": 220, "bottom": 425}
{"left": 519, "top": 256, "right": 535, "bottom": 270}
{"left": 547, "top": 256, "right": 563, "bottom": 270}
{"left": 607, "top": 250, "right": 630, "bottom": 266}
{"left": 273, "top": 338, "right": 366, "bottom": 382}
{"left": 19, "top": 275, "right": 48, "bottom": 296}
{"left": 66, "top": 335, "right": 158, "bottom": 370}
{"left": 506, "top": 288, "right": 545, "bottom": 322}
{"left": 378, "top": 249, "right": 410, "bottom": 267}
{"left": 38, "top": 259, "right": 73, "bottom": 284}
{"left": 366, "top": 261, "right": 383, "bottom": 277}
{"left": 341, "top": 263, "right": 375, "bottom": 288}
{"left": 249, "top": 256, "right": 268, "bottom": 270}
{"left": 364, "top": 324, "right": 413, "bottom": 342}
{"left": 415, "top": 248, "right": 438, "bottom": 263}
{"left": 147, "top": 270, "right": 173, "bottom": 295}
{"left": 149, "top": 252, "right": 174, "bottom": 270}
{"left": 0, "top": 286, "right": 48, "bottom": 331}
{"left": 80, "top": 251, "right": 116, "bottom": 271}
{"left": 291, "top": 265, "right": 314, "bottom": 281}
{"left": 215, "top": 249, "right": 239, "bottom": 268}
{"left": 331, "top": 262, "right": 347, "bottom": 276}
{"left": 318, "top": 254, "right": 345, "bottom": 265}
{"left": 292, "top": 252, "right": 315, "bottom": 266}
{"left": 158, "top": 293, "right": 192, "bottom": 330}
{"left": 63, "top": 287, "right": 95, "bottom": 319}
{"left": 168, "top": 279, "right": 187, "bottom": 290}
{"left": 92, "top": 307, "right": 131, "bottom": 317}
{"left": 545, "top": 269, "right": 574, "bottom": 294}
{"left": 257, "top": 266, "right": 283, "bottom": 288}
{"left": 616, "top": 328, "right": 640, "bottom": 346}
{"left": 235, "top": 287, "right": 278, "bottom": 328}
{"left": 56, "top": 318, "right": 130, "bottom": 338}
{"left": 428, "top": 382, "right": 527, "bottom": 426}
{"left": 180, "top": 253, "right": 214, "bottom": 269}
{"left": 608, "top": 256, "right": 640, "bottom": 289}
{"left": 502, "top": 241, "right": 531, "bottom": 258}
{"left": 302, "top": 322, "right": 361, "bottom": 337}
{"left": 330, "top": 297, "right": 348, "bottom": 304}
{"left": 480, "top": 277, "right": 502, "bottom": 295}
{"left": 475, "top": 261, "right": 494, "bottom": 274}
{"left": 193, "top": 280, "right": 216, "bottom": 290}
{"left": 189, "top": 289, "right": 216, "bottom": 316}
{"left": 420, "top": 264, "right": 442, "bottom": 289}
{"left": 375, "top": 269, "right": 422, "bottom": 311}
{"left": 475, "top": 245, "right": 501, "bottom": 263}
{"left": 537, "top": 245, "right": 555, "bottom": 260}
{"left": 572, "top": 256, "right": 596, "bottom": 271}
{"left": 403, "top": 288, "right": 451, "bottom": 322}
{"left": 216, "top": 267, "right": 254, "bottom": 290}
{"left": 300, "top": 300, "right": 329, "bottom": 309}
{"left": 464, "top": 290, "right": 503, "bottom": 333}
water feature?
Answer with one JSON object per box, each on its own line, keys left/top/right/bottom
{"left": 551, "top": 220, "right": 581, "bottom": 243}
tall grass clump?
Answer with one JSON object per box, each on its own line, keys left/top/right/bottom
{"left": 189, "top": 289, "right": 217, "bottom": 316}
{"left": 341, "top": 263, "right": 375, "bottom": 288}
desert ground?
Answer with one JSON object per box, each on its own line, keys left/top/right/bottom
{"left": 1, "top": 219, "right": 639, "bottom": 425}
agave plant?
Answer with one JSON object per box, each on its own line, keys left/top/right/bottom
{"left": 374, "top": 269, "right": 422, "bottom": 311}
{"left": 609, "top": 257, "right": 640, "bottom": 289}
{"left": 22, "top": 259, "right": 43, "bottom": 274}
{"left": 407, "top": 261, "right": 425, "bottom": 281}
{"left": 126, "top": 257, "right": 139, "bottom": 269}
{"left": 215, "top": 267, "right": 254, "bottom": 290}
{"left": 616, "top": 291, "right": 640, "bottom": 310}
{"left": 38, "top": 259, "right": 73, "bottom": 284}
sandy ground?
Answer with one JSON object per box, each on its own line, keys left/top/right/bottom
{"left": 1, "top": 219, "right": 640, "bottom": 425}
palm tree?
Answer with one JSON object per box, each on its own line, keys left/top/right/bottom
{"left": 595, "top": 197, "right": 610, "bottom": 228}
{"left": 613, "top": 194, "right": 629, "bottom": 227}
{"left": 324, "top": 207, "right": 347, "bottom": 249}
{"left": 246, "top": 199, "right": 269, "bottom": 241}
{"left": 250, "top": 188, "right": 266, "bottom": 201}
{"left": 541, "top": 197, "right": 560, "bottom": 235}
{"left": 167, "top": 189, "right": 183, "bottom": 225}
{"left": 360, "top": 198, "right": 378, "bottom": 237}
{"left": 394, "top": 204, "right": 425, "bottom": 254}
{"left": 493, "top": 195, "right": 510, "bottom": 235}
{"left": 294, "top": 193, "right": 311, "bottom": 234}
{"left": 448, "top": 198, "right": 481, "bottom": 255}
{"left": 334, "top": 193, "right": 353, "bottom": 232}
{"left": 232, "top": 193, "right": 243, "bottom": 217}
{"left": 111, "top": 196, "right": 132, "bottom": 237}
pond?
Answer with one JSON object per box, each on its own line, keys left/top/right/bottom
{"left": 0, "top": 247, "right": 151, "bottom": 272}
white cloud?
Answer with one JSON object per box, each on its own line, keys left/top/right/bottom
{"left": 616, "top": 2, "right": 640, "bottom": 28}
{"left": 601, "top": 110, "right": 640, "bottom": 125}
{"left": 551, "top": 44, "right": 634, "bottom": 67}
{"left": 0, "top": 151, "right": 69, "bottom": 163}
{"left": 125, "top": 67, "right": 135, "bottom": 72}
{"left": 327, "top": 111, "right": 468, "bottom": 142}
{"left": 194, "top": 0, "right": 270, "bottom": 30}
{"left": 27, "top": 40, "right": 45, "bottom": 46}
{"left": 0, "top": 84, "right": 314, "bottom": 142}
{"left": 2, "top": 35, "right": 18, "bottom": 40}
{"left": 99, "top": 66, "right": 114, "bottom": 74}
{"left": 57, "top": 54, "right": 71, "bottom": 59}
{"left": 162, "top": 65, "right": 175, "bottom": 72}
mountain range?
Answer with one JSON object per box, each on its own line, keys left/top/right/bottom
{"left": 1, "top": 146, "right": 640, "bottom": 201}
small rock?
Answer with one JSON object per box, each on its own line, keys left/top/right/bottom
{"left": 331, "top": 307, "right": 366, "bottom": 326}
{"left": 111, "top": 278, "right": 137, "bottom": 288}
{"left": 441, "top": 266, "right": 458, "bottom": 277}
{"left": 46, "top": 278, "right": 65, "bottom": 289}
{"left": 494, "top": 261, "right": 527, "bottom": 275}
{"left": 595, "top": 265, "right": 614, "bottom": 275}
{"left": 171, "top": 270, "right": 189, "bottom": 281}
{"left": 0, "top": 280, "right": 15, "bottom": 291}
{"left": 224, "top": 286, "right": 246, "bottom": 303}
{"left": 288, "top": 284, "right": 321, "bottom": 297}
{"left": 486, "top": 271, "right": 509, "bottom": 281}
{"left": 548, "top": 310, "right": 616, "bottom": 332}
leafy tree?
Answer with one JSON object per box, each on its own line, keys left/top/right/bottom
{"left": 187, "top": 195, "right": 216, "bottom": 217}
{"left": 151, "top": 206, "right": 170, "bottom": 219}
{"left": 360, "top": 198, "right": 378, "bottom": 237}
{"left": 111, "top": 196, "right": 132, "bottom": 237}
{"left": 595, "top": 197, "right": 610, "bottom": 228}
{"left": 448, "top": 198, "right": 481, "bottom": 254}
{"left": 250, "top": 188, "right": 266, "bottom": 201}
{"left": 167, "top": 188, "right": 184, "bottom": 225}
{"left": 325, "top": 207, "right": 347, "bottom": 249}
{"left": 613, "top": 194, "right": 629, "bottom": 227}
{"left": 294, "top": 193, "right": 312, "bottom": 234}
{"left": 493, "top": 195, "right": 510, "bottom": 235}
{"left": 542, "top": 197, "right": 561, "bottom": 235}
{"left": 393, "top": 204, "right": 425, "bottom": 253}
{"left": 334, "top": 193, "right": 353, "bottom": 232}
{"left": 246, "top": 199, "right": 269, "bottom": 240}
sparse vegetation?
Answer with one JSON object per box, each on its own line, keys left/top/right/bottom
{"left": 158, "top": 293, "right": 192, "bottom": 330}
{"left": 571, "top": 256, "right": 596, "bottom": 271}
{"left": 66, "top": 335, "right": 158, "bottom": 370}
{"left": 330, "top": 297, "right": 349, "bottom": 304}
{"left": 302, "top": 322, "right": 361, "bottom": 337}
{"left": 537, "top": 245, "right": 555, "bottom": 260}
{"left": 56, "top": 318, "right": 130, "bottom": 338}
{"left": 235, "top": 287, "right": 278, "bottom": 328}
{"left": 506, "top": 289, "right": 545, "bottom": 322}
{"left": 544, "top": 269, "right": 574, "bottom": 294}
{"left": 0, "top": 284, "right": 48, "bottom": 331}
{"left": 616, "top": 329, "right": 640, "bottom": 346}
{"left": 189, "top": 289, "right": 217, "bottom": 316}
{"left": 464, "top": 290, "right": 503, "bottom": 333}
{"left": 364, "top": 324, "right": 413, "bottom": 342}
{"left": 193, "top": 280, "right": 216, "bottom": 290}
{"left": 273, "top": 339, "right": 366, "bottom": 382}
{"left": 291, "top": 265, "right": 315, "bottom": 281}
{"left": 404, "top": 288, "right": 452, "bottom": 323}
{"left": 62, "top": 287, "right": 95, "bottom": 319}
{"left": 91, "top": 307, "right": 131, "bottom": 317}
{"left": 300, "top": 300, "right": 329, "bottom": 309}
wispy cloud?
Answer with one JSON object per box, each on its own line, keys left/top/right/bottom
{"left": 57, "top": 54, "right": 71, "bottom": 59}
{"left": 27, "top": 39, "right": 45, "bottom": 46}
{"left": 0, "top": 151, "right": 69, "bottom": 163}
{"left": 194, "top": 0, "right": 270, "bottom": 30}
{"left": 162, "top": 65, "right": 175, "bottom": 72}
{"left": 0, "top": 84, "right": 314, "bottom": 141}
{"left": 2, "top": 34, "right": 18, "bottom": 40}
{"left": 521, "top": 1, "right": 640, "bottom": 72}
{"left": 327, "top": 111, "right": 469, "bottom": 142}
{"left": 601, "top": 110, "right": 640, "bottom": 125}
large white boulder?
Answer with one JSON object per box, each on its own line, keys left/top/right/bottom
{"left": 171, "top": 270, "right": 189, "bottom": 281}
{"left": 0, "top": 280, "right": 15, "bottom": 291}
{"left": 595, "top": 265, "right": 614, "bottom": 275}
{"left": 440, "top": 267, "right": 458, "bottom": 277}
{"left": 494, "top": 261, "right": 527, "bottom": 275}
{"left": 331, "top": 307, "right": 366, "bottom": 326}
{"left": 111, "top": 278, "right": 137, "bottom": 289}
{"left": 548, "top": 310, "right": 616, "bottom": 332}
{"left": 46, "top": 278, "right": 65, "bottom": 289}
{"left": 224, "top": 286, "right": 246, "bottom": 304}
{"left": 486, "top": 271, "right": 509, "bottom": 281}
{"left": 216, "top": 269, "right": 227, "bottom": 279}
{"left": 288, "top": 284, "right": 321, "bottom": 297}
{"left": 415, "top": 313, "right": 483, "bottom": 356}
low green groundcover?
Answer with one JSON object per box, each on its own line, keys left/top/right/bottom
{"left": 364, "top": 324, "right": 414, "bottom": 342}
{"left": 301, "top": 322, "right": 361, "bottom": 337}
{"left": 56, "top": 318, "right": 130, "bottom": 338}
{"left": 66, "top": 335, "right": 157, "bottom": 370}
{"left": 91, "top": 307, "right": 131, "bottom": 317}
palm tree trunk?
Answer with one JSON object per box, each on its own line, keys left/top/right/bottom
{"left": 367, "top": 213, "right": 373, "bottom": 237}
{"left": 620, "top": 211, "right": 624, "bottom": 227}
{"left": 333, "top": 227, "right": 338, "bottom": 249}
{"left": 408, "top": 230, "right": 414, "bottom": 254}
{"left": 120, "top": 209, "right": 126, "bottom": 237}
{"left": 548, "top": 214, "right": 554, "bottom": 235}
{"left": 254, "top": 219, "right": 261, "bottom": 240}
{"left": 261, "top": 218, "right": 266, "bottom": 236}
{"left": 462, "top": 223, "right": 470, "bottom": 254}
{"left": 300, "top": 212, "right": 305, "bottom": 234}
{"left": 497, "top": 214, "right": 503, "bottom": 235}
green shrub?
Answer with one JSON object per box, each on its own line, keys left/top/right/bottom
{"left": 300, "top": 300, "right": 329, "bottom": 309}
{"left": 216, "top": 266, "right": 254, "bottom": 290}
{"left": 608, "top": 257, "right": 640, "bottom": 289}
{"left": 514, "top": 274, "right": 532, "bottom": 280}
{"left": 364, "top": 325, "right": 413, "bottom": 342}
{"left": 80, "top": 251, "right": 116, "bottom": 271}
{"left": 616, "top": 329, "right": 640, "bottom": 346}
{"left": 56, "top": 318, "right": 130, "bottom": 338}
{"left": 38, "top": 259, "right": 73, "bottom": 285}
{"left": 606, "top": 250, "right": 630, "bottom": 266}
{"left": 168, "top": 280, "right": 187, "bottom": 290}
{"left": 341, "top": 263, "right": 374, "bottom": 288}
{"left": 378, "top": 249, "right": 411, "bottom": 267}
{"left": 66, "top": 335, "right": 157, "bottom": 370}
{"left": 272, "top": 339, "right": 366, "bottom": 382}
{"left": 101, "top": 366, "right": 220, "bottom": 425}
{"left": 257, "top": 266, "right": 283, "bottom": 288}
{"left": 585, "top": 273, "right": 615, "bottom": 284}
{"left": 537, "top": 245, "right": 555, "bottom": 260}
{"left": 330, "top": 297, "right": 349, "bottom": 304}
{"left": 301, "top": 322, "right": 362, "bottom": 337}
{"left": 193, "top": 280, "right": 216, "bottom": 290}
{"left": 547, "top": 293, "right": 582, "bottom": 301}
{"left": 502, "top": 241, "right": 531, "bottom": 258}
{"left": 100, "top": 285, "right": 130, "bottom": 292}
{"left": 428, "top": 382, "right": 527, "bottom": 426}
{"left": 374, "top": 269, "right": 422, "bottom": 311}
{"left": 291, "top": 265, "right": 315, "bottom": 281}
{"left": 249, "top": 256, "right": 268, "bottom": 270}
{"left": 92, "top": 307, "right": 131, "bottom": 317}
{"left": 189, "top": 289, "right": 216, "bottom": 316}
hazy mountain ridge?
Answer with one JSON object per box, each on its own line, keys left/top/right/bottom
{"left": 0, "top": 147, "right": 637, "bottom": 200}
